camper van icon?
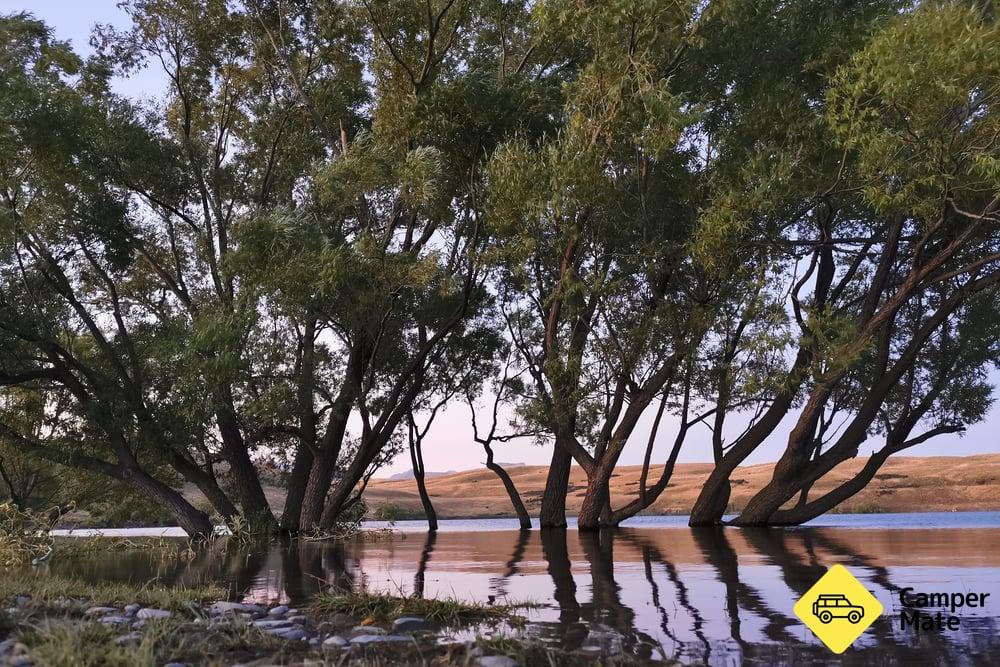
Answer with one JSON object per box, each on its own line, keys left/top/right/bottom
{"left": 812, "top": 594, "right": 865, "bottom": 624}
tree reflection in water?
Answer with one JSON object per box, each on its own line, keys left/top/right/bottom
{"left": 48, "top": 526, "right": 1000, "bottom": 665}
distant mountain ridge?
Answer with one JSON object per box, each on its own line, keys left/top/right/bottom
{"left": 387, "top": 469, "right": 457, "bottom": 481}
{"left": 386, "top": 462, "right": 524, "bottom": 481}
{"left": 363, "top": 454, "right": 1000, "bottom": 519}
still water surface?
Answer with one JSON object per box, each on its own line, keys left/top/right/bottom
{"left": 47, "top": 513, "right": 1000, "bottom": 665}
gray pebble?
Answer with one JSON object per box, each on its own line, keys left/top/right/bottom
{"left": 267, "top": 605, "right": 289, "bottom": 617}
{"left": 115, "top": 632, "right": 143, "bottom": 646}
{"left": 269, "top": 627, "right": 308, "bottom": 641}
{"left": 350, "top": 634, "right": 412, "bottom": 645}
{"left": 209, "top": 601, "right": 265, "bottom": 616}
{"left": 323, "top": 635, "right": 348, "bottom": 648}
{"left": 253, "top": 619, "right": 295, "bottom": 630}
{"left": 124, "top": 604, "right": 141, "bottom": 616}
{"left": 99, "top": 615, "right": 130, "bottom": 625}
{"left": 137, "top": 608, "right": 171, "bottom": 620}
{"left": 478, "top": 657, "right": 519, "bottom": 667}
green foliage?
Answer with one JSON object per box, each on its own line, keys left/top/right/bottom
{"left": 0, "top": 502, "right": 56, "bottom": 567}
{"left": 84, "top": 494, "right": 179, "bottom": 529}
{"left": 828, "top": 2, "right": 1000, "bottom": 216}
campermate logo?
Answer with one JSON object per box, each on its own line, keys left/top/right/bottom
{"left": 793, "top": 564, "right": 883, "bottom": 653}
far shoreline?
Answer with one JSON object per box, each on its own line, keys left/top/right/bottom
{"left": 52, "top": 509, "right": 1000, "bottom": 537}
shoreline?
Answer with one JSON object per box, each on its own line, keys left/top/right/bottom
{"left": 52, "top": 509, "right": 1000, "bottom": 538}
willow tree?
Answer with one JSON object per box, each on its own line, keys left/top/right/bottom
{"left": 0, "top": 1, "right": 551, "bottom": 535}
{"left": 235, "top": 0, "right": 558, "bottom": 532}
{"left": 483, "top": 0, "right": 905, "bottom": 529}
{"left": 694, "top": 3, "right": 1000, "bottom": 526}
{"left": 485, "top": 0, "right": 731, "bottom": 529}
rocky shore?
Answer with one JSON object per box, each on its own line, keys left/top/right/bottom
{"left": 0, "top": 589, "right": 644, "bottom": 666}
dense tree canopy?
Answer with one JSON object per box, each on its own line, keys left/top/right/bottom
{"left": 1, "top": 0, "right": 998, "bottom": 534}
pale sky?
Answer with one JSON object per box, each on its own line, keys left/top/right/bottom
{"left": 5, "top": 0, "right": 998, "bottom": 477}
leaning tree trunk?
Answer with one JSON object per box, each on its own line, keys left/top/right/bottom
{"left": 540, "top": 444, "right": 572, "bottom": 527}
{"left": 689, "top": 469, "right": 733, "bottom": 526}
{"left": 410, "top": 436, "right": 438, "bottom": 531}
{"left": 577, "top": 465, "right": 612, "bottom": 530}
{"left": 484, "top": 456, "right": 532, "bottom": 530}
{"left": 128, "top": 469, "right": 214, "bottom": 538}
{"left": 216, "top": 403, "right": 277, "bottom": 532}
{"left": 299, "top": 449, "right": 338, "bottom": 530}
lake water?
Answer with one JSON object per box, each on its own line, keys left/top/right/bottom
{"left": 44, "top": 513, "right": 1000, "bottom": 665}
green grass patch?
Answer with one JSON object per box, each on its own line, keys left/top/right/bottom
{"left": 17, "top": 616, "right": 291, "bottom": 667}
{"left": 309, "top": 590, "right": 530, "bottom": 626}
{"left": 0, "top": 572, "right": 225, "bottom": 610}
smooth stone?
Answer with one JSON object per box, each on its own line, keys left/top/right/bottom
{"left": 349, "top": 626, "right": 386, "bottom": 638}
{"left": 209, "top": 601, "right": 265, "bottom": 616}
{"left": 285, "top": 608, "right": 299, "bottom": 615}
{"left": 286, "top": 615, "right": 307, "bottom": 624}
{"left": 268, "top": 605, "right": 289, "bottom": 617}
{"left": 165, "top": 663, "right": 187, "bottom": 667}
{"left": 85, "top": 606, "right": 118, "bottom": 616}
{"left": 323, "top": 635, "right": 348, "bottom": 648}
{"left": 478, "top": 657, "right": 519, "bottom": 667}
{"left": 269, "top": 627, "right": 308, "bottom": 641}
{"left": 115, "top": 632, "right": 143, "bottom": 646}
{"left": 392, "top": 616, "right": 429, "bottom": 633}
{"left": 253, "top": 619, "right": 295, "bottom": 630}
{"left": 124, "top": 604, "right": 141, "bottom": 616}
{"left": 137, "top": 608, "right": 171, "bottom": 620}
{"left": 350, "top": 634, "right": 411, "bottom": 645}
{"left": 99, "top": 615, "right": 130, "bottom": 625}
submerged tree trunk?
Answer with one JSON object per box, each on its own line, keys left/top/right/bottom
{"left": 540, "top": 444, "right": 572, "bottom": 527}
{"left": 299, "top": 450, "right": 338, "bottom": 530}
{"left": 216, "top": 398, "right": 276, "bottom": 532}
{"left": 410, "top": 427, "right": 438, "bottom": 531}
{"left": 577, "top": 467, "right": 611, "bottom": 530}
{"left": 484, "top": 451, "right": 532, "bottom": 530}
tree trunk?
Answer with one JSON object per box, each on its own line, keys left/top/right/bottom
{"left": 540, "top": 443, "right": 572, "bottom": 527}
{"left": 486, "top": 460, "right": 532, "bottom": 530}
{"left": 411, "top": 438, "right": 438, "bottom": 531}
{"left": 577, "top": 468, "right": 611, "bottom": 530}
{"left": 732, "top": 479, "right": 798, "bottom": 525}
{"left": 127, "top": 469, "right": 214, "bottom": 538}
{"left": 689, "top": 468, "right": 733, "bottom": 526}
{"left": 167, "top": 454, "right": 240, "bottom": 525}
{"left": 318, "top": 444, "right": 371, "bottom": 529}
{"left": 216, "top": 402, "right": 276, "bottom": 531}
{"left": 299, "top": 449, "right": 337, "bottom": 530}
{"left": 284, "top": 318, "right": 318, "bottom": 533}
{"left": 280, "top": 444, "right": 313, "bottom": 532}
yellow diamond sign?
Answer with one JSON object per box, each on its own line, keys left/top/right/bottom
{"left": 793, "top": 564, "right": 883, "bottom": 653}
